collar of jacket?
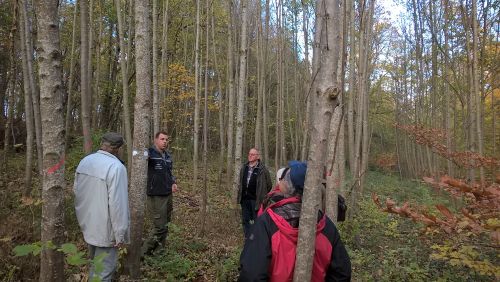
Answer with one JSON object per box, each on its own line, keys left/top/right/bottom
{"left": 97, "top": 149, "right": 119, "bottom": 160}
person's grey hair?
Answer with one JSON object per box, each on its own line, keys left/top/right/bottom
{"left": 282, "top": 170, "right": 297, "bottom": 196}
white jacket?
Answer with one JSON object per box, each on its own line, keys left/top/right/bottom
{"left": 74, "top": 150, "right": 130, "bottom": 247}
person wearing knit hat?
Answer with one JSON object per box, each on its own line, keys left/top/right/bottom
{"left": 239, "top": 161, "right": 351, "bottom": 282}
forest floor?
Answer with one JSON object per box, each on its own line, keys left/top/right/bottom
{"left": 0, "top": 150, "right": 497, "bottom": 281}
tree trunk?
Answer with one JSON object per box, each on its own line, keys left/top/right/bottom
{"left": 22, "top": 0, "right": 43, "bottom": 176}
{"left": 471, "top": 0, "right": 484, "bottom": 185}
{"left": 19, "top": 0, "right": 35, "bottom": 197}
{"left": 116, "top": 0, "right": 133, "bottom": 168}
{"left": 226, "top": 0, "right": 235, "bottom": 183}
{"left": 152, "top": 0, "right": 160, "bottom": 133}
{"left": 294, "top": 0, "right": 341, "bottom": 280}
{"left": 64, "top": 2, "right": 78, "bottom": 154}
{"left": 211, "top": 5, "right": 225, "bottom": 189}
{"left": 2, "top": 0, "right": 17, "bottom": 167}
{"left": 125, "top": 0, "right": 151, "bottom": 277}
{"left": 80, "top": 0, "right": 92, "bottom": 154}
{"left": 34, "top": 0, "right": 66, "bottom": 279}
{"left": 346, "top": 0, "right": 355, "bottom": 173}
{"left": 300, "top": 0, "right": 311, "bottom": 161}
{"left": 193, "top": 0, "right": 201, "bottom": 188}
{"left": 200, "top": 0, "right": 210, "bottom": 236}
{"left": 232, "top": 0, "right": 248, "bottom": 206}
{"left": 160, "top": 0, "right": 169, "bottom": 129}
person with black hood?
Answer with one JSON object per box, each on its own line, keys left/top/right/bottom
{"left": 237, "top": 148, "right": 273, "bottom": 239}
{"left": 239, "top": 161, "right": 351, "bottom": 282}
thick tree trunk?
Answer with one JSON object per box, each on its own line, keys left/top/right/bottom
{"left": 35, "top": 0, "right": 66, "bottom": 280}
{"left": 125, "top": 0, "right": 151, "bottom": 277}
{"left": 294, "top": 0, "right": 341, "bottom": 280}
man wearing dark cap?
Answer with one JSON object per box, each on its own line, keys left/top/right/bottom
{"left": 239, "top": 161, "right": 351, "bottom": 282}
{"left": 74, "top": 132, "right": 129, "bottom": 281}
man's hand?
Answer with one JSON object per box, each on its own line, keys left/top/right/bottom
{"left": 172, "top": 183, "right": 178, "bottom": 192}
{"left": 115, "top": 242, "right": 124, "bottom": 249}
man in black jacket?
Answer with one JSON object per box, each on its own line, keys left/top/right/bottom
{"left": 142, "top": 131, "right": 178, "bottom": 256}
{"left": 237, "top": 148, "right": 272, "bottom": 238}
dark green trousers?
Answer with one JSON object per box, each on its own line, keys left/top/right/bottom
{"left": 141, "top": 194, "right": 173, "bottom": 256}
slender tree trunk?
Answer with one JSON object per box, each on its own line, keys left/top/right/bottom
{"left": 2, "top": 0, "right": 17, "bottom": 168}
{"left": 300, "top": 0, "right": 311, "bottom": 161}
{"left": 347, "top": 0, "right": 355, "bottom": 173}
{"left": 193, "top": 0, "right": 201, "bottom": 188}
{"left": 160, "top": 0, "right": 169, "bottom": 129}
{"left": 116, "top": 0, "right": 133, "bottom": 168}
{"left": 232, "top": 0, "right": 248, "bottom": 206}
{"left": 64, "top": 2, "right": 78, "bottom": 154}
{"left": 211, "top": 6, "right": 225, "bottom": 188}
{"left": 262, "top": 0, "right": 270, "bottom": 163}
{"left": 254, "top": 0, "right": 263, "bottom": 151}
{"left": 125, "top": 0, "right": 151, "bottom": 277}
{"left": 22, "top": 0, "right": 43, "bottom": 175}
{"left": 19, "top": 0, "right": 35, "bottom": 196}
{"left": 226, "top": 0, "right": 235, "bottom": 183}
{"left": 358, "top": 0, "right": 374, "bottom": 195}
{"left": 80, "top": 0, "right": 92, "bottom": 153}
{"left": 471, "top": 0, "right": 484, "bottom": 185}
{"left": 35, "top": 0, "right": 66, "bottom": 279}
{"left": 152, "top": 0, "right": 160, "bottom": 133}
{"left": 200, "top": 0, "right": 210, "bottom": 236}
{"left": 294, "top": 0, "right": 342, "bottom": 280}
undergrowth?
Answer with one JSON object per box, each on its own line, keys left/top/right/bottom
{"left": 2, "top": 145, "right": 497, "bottom": 281}
{"left": 340, "top": 170, "right": 496, "bottom": 281}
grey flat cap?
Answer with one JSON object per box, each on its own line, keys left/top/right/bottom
{"left": 102, "top": 132, "right": 125, "bottom": 148}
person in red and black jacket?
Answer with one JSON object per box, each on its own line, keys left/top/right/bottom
{"left": 239, "top": 161, "right": 351, "bottom": 282}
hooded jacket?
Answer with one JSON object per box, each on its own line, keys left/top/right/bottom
{"left": 239, "top": 195, "right": 351, "bottom": 282}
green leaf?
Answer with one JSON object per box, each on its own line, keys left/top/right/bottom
{"left": 45, "top": 241, "right": 56, "bottom": 250}
{"left": 66, "top": 252, "right": 88, "bottom": 266}
{"left": 92, "top": 252, "right": 108, "bottom": 275}
{"left": 13, "top": 244, "right": 37, "bottom": 256}
{"left": 59, "top": 243, "right": 78, "bottom": 255}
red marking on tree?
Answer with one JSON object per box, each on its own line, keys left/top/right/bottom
{"left": 47, "top": 155, "right": 65, "bottom": 175}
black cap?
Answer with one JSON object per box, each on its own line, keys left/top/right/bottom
{"left": 102, "top": 132, "right": 125, "bottom": 148}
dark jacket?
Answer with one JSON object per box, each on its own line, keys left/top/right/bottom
{"left": 237, "top": 160, "right": 272, "bottom": 207}
{"left": 239, "top": 195, "right": 351, "bottom": 282}
{"left": 147, "top": 147, "right": 176, "bottom": 196}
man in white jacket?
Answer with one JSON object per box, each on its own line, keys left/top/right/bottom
{"left": 74, "top": 132, "right": 129, "bottom": 281}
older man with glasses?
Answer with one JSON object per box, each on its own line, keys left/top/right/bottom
{"left": 236, "top": 148, "right": 272, "bottom": 239}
